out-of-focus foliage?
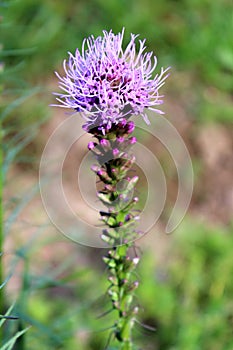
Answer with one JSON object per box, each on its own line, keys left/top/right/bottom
{"left": 138, "top": 220, "right": 233, "bottom": 349}
{"left": 1, "top": 0, "right": 233, "bottom": 349}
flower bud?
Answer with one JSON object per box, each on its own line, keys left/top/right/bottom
{"left": 127, "top": 121, "right": 135, "bottom": 133}
{"left": 129, "top": 136, "right": 137, "bottom": 144}
{"left": 97, "top": 169, "right": 105, "bottom": 176}
{"left": 118, "top": 119, "right": 127, "bottom": 128}
{"left": 88, "top": 141, "right": 96, "bottom": 150}
{"left": 113, "top": 148, "right": 120, "bottom": 156}
{"left": 117, "top": 136, "right": 125, "bottom": 143}
{"left": 100, "top": 138, "right": 110, "bottom": 147}
{"left": 125, "top": 214, "right": 132, "bottom": 222}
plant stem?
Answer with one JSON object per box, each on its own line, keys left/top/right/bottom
{"left": 89, "top": 120, "right": 140, "bottom": 348}
{"left": 104, "top": 243, "right": 139, "bottom": 349}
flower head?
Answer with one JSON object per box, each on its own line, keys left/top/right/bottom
{"left": 54, "top": 29, "right": 169, "bottom": 132}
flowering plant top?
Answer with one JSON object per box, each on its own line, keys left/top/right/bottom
{"left": 54, "top": 29, "right": 169, "bottom": 132}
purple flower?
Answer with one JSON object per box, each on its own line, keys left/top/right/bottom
{"left": 54, "top": 28, "right": 170, "bottom": 132}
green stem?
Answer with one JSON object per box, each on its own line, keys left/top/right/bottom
{"left": 105, "top": 243, "right": 139, "bottom": 349}
{"left": 16, "top": 257, "right": 30, "bottom": 350}
{"left": 89, "top": 121, "right": 140, "bottom": 348}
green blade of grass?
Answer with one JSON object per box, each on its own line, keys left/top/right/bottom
{"left": 0, "top": 327, "right": 30, "bottom": 350}
{"left": 0, "top": 119, "right": 4, "bottom": 341}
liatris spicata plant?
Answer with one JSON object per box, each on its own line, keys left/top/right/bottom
{"left": 54, "top": 28, "right": 169, "bottom": 349}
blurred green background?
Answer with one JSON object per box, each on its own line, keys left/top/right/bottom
{"left": 1, "top": 0, "right": 233, "bottom": 349}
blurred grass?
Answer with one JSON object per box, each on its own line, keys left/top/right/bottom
{"left": 1, "top": 0, "right": 233, "bottom": 349}
{"left": 138, "top": 220, "right": 233, "bottom": 349}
